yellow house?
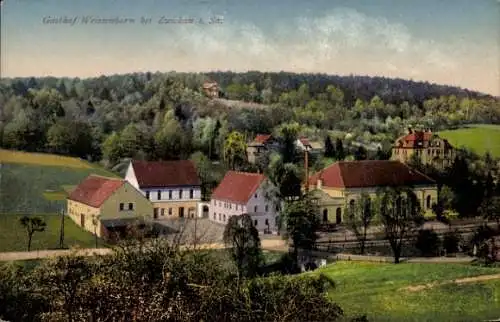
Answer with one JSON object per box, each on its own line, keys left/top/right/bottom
{"left": 125, "top": 160, "right": 202, "bottom": 219}
{"left": 67, "top": 175, "right": 153, "bottom": 239}
{"left": 308, "top": 160, "right": 438, "bottom": 223}
{"left": 391, "top": 128, "right": 455, "bottom": 169}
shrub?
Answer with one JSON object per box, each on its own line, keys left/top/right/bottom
{"left": 442, "top": 230, "right": 461, "bottom": 255}
{"left": 415, "top": 229, "right": 441, "bottom": 257}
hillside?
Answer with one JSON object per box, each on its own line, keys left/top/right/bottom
{"left": 438, "top": 124, "right": 500, "bottom": 158}
{"left": 0, "top": 149, "right": 119, "bottom": 213}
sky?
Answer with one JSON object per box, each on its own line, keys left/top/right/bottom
{"left": 1, "top": 0, "right": 499, "bottom": 95}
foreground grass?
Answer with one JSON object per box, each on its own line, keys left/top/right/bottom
{"left": 439, "top": 124, "right": 500, "bottom": 158}
{"left": 315, "top": 261, "right": 500, "bottom": 321}
{"left": 0, "top": 149, "right": 97, "bottom": 168}
{"left": 0, "top": 214, "right": 105, "bottom": 252}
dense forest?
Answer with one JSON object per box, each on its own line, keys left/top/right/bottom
{"left": 1, "top": 71, "right": 499, "bottom": 218}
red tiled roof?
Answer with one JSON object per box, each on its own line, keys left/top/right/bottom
{"left": 254, "top": 134, "right": 272, "bottom": 144}
{"left": 211, "top": 171, "right": 266, "bottom": 203}
{"left": 299, "top": 137, "right": 311, "bottom": 147}
{"left": 68, "top": 175, "right": 124, "bottom": 208}
{"left": 132, "top": 160, "right": 200, "bottom": 188}
{"left": 309, "top": 160, "right": 435, "bottom": 188}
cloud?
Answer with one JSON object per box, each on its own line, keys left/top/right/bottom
{"left": 153, "top": 8, "right": 458, "bottom": 77}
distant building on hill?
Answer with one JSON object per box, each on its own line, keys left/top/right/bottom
{"left": 202, "top": 81, "right": 219, "bottom": 98}
{"left": 246, "top": 134, "right": 281, "bottom": 164}
{"left": 391, "top": 128, "right": 455, "bottom": 169}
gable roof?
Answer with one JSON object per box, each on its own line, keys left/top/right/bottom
{"left": 68, "top": 175, "right": 124, "bottom": 208}
{"left": 309, "top": 160, "right": 435, "bottom": 189}
{"left": 298, "top": 137, "right": 312, "bottom": 147}
{"left": 211, "top": 171, "right": 266, "bottom": 204}
{"left": 131, "top": 160, "right": 200, "bottom": 188}
{"left": 253, "top": 134, "right": 272, "bottom": 144}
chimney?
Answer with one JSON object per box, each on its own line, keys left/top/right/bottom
{"left": 317, "top": 179, "right": 323, "bottom": 189}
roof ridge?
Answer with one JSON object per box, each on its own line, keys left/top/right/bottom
{"left": 88, "top": 174, "right": 123, "bottom": 181}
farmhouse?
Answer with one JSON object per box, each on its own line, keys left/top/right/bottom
{"left": 125, "top": 160, "right": 202, "bottom": 219}
{"left": 202, "top": 80, "right": 219, "bottom": 98}
{"left": 391, "top": 128, "right": 455, "bottom": 169}
{"left": 246, "top": 134, "right": 280, "bottom": 164}
{"left": 308, "top": 160, "right": 438, "bottom": 224}
{"left": 210, "top": 171, "right": 281, "bottom": 233}
{"left": 67, "top": 175, "right": 153, "bottom": 239}
{"left": 295, "top": 137, "right": 324, "bottom": 155}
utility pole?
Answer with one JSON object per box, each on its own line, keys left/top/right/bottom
{"left": 304, "top": 147, "right": 309, "bottom": 194}
{"left": 59, "top": 208, "right": 65, "bottom": 249}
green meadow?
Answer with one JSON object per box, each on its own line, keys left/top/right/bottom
{"left": 439, "top": 124, "right": 500, "bottom": 158}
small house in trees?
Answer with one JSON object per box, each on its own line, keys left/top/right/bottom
{"left": 308, "top": 160, "right": 438, "bottom": 223}
{"left": 391, "top": 128, "right": 455, "bottom": 169}
{"left": 67, "top": 175, "right": 153, "bottom": 239}
{"left": 246, "top": 134, "right": 280, "bottom": 164}
{"left": 210, "top": 171, "right": 281, "bottom": 233}
{"left": 125, "top": 160, "right": 202, "bottom": 219}
{"left": 202, "top": 81, "right": 219, "bottom": 98}
{"left": 295, "top": 137, "right": 324, "bottom": 155}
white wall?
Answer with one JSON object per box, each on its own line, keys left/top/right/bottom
{"left": 209, "top": 182, "right": 280, "bottom": 232}
{"left": 124, "top": 163, "right": 139, "bottom": 190}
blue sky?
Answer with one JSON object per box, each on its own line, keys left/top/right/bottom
{"left": 2, "top": 0, "right": 499, "bottom": 95}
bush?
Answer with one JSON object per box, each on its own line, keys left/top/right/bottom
{"left": 415, "top": 229, "right": 441, "bottom": 257}
{"left": 442, "top": 230, "right": 461, "bottom": 255}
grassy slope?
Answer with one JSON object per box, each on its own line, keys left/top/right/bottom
{"left": 438, "top": 124, "right": 500, "bottom": 158}
{"left": 0, "top": 214, "right": 104, "bottom": 252}
{"left": 0, "top": 149, "right": 119, "bottom": 213}
{"left": 314, "top": 261, "right": 500, "bottom": 322}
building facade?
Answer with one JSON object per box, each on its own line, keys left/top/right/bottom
{"left": 391, "top": 129, "right": 455, "bottom": 169}
{"left": 125, "top": 160, "right": 202, "bottom": 219}
{"left": 202, "top": 81, "right": 219, "bottom": 98}
{"left": 210, "top": 171, "right": 281, "bottom": 233}
{"left": 308, "top": 160, "right": 438, "bottom": 223}
{"left": 67, "top": 175, "right": 153, "bottom": 238}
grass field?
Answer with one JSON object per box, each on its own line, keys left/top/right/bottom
{"left": 0, "top": 214, "right": 104, "bottom": 252}
{"left": 0, "top": 149, "right": 119, "bottom": 213}
{"left": 439, "top": 124, "right": 500, "bottom": 158}
{"left": 315, "top": 261, "right": 500, "bottom": 321}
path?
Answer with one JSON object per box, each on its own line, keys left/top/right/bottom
{"left": 0, "top": 239, "right": 287, "bottom": 262}
{"left": 402, "top": 273, "right": 500, "bottom": 292}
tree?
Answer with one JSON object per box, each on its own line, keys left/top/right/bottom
{"left": 223, "top": 214, "right": 263, "bottom": 278}
{"left": 281, "top": 192, "right": 320, "bottom": 262}
{"left": 354, "top": 146, "right": 367, "bottom": 161}
{"left": 223, "top": 131, "right": 247, "bottom": 170}
{"left": 266, "top": 153, "right": 303, "bottom": 202}
{"left": 432, "top": 185, "right": 455, "bottom": 221}
{"left": 478, "top": 171, "right": 500, "bottom": 228}
{"left": 414, "top": 229, "right": 441, "bottom": 257}
{"left": 155, "top": 117, "right": 187, "bottom": 160}
{"left": 335, "top": 138, "right": 345, "bottom": 160}
{"left": 345, "top": 193, "right": 375, "bottom": 254}
{"left": 277, "top": 122, "right": 300, "bottom": 163}
{"left": 19, "top": 216, "right": 46, "bottom": 251}
{"left": 375, "top": 187, "right": 424, "bottom": 263}
{"left": 324, "top": 135, "right": 335, "bottom": 158}
{"left": 102, "top": 131, "right": 123, "bottom": 165}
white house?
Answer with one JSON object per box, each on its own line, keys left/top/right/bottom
{"left": 296, "top": 137, "right": 323, "bottom": 154}
{"left": 125, "top": 160, "right": 202, "bottom": 219}
{"left": 210, "top": 171, "right": 280, "bottom": 234}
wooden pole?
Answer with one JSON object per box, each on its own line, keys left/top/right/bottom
{"left": 304, "top": 148, "right": 309, "bottom": 194}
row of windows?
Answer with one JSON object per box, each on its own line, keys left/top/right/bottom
{"left": 119, "top": 203, "right": 134, "bottom": 211}
{"left": 212, "top": 212, "right": 275, "bottom": 227}
{"left": 347, "top": 195, "right": 433, "bottom": 210}
{"left": 146, "top": 189, "right": 195, "bottom": 200}
{"left": 213, "top": 201, "right": 277, "bottom": 213}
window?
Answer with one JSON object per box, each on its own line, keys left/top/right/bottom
{"left": 179, "top": 190, "right": 183, "bottom": 199}
{"left": 265, "top": 219, "right": 269, "bottom": 226}
{"left": 168, "top": 208, "right": 172, "bottom": 215}
{"left": 213, "top": 213, "right": 216, "bottom": 220}
{"left": 128, "top": 203, "right": 134, "bottom": 210}
{"left": 218, "top": 213, "right": 221, "bottom": 221}
{"left": 161, "top": 208, "right": 165, "bottom": 216}
{"left": 265, "top": 205, "right": 269, "bottom": 212}
{"left": 254, "top": 220, "right": 258, "bottom": 226}
{"left": 219, "top": 202, "right": 222, "bottom": 207}
{"left": 229, "top": 204, "right": 232, "bottom": 209}
{"left": 254, "top": 206, "right": 258, "bottom": 212}
{"left": 119, "top": 203, "right": 124, "bottom": 211}
{"left": 223, "top": 214, "right": 226, "bottom": 222}
{"left": 254, "top": 193, "right": 258, "bottom": 198}
{"left": 168, "top": 190, "right": 172, "bottom": 200}
{"left": 236, "top": 205, "right": 238, "bottom": 211}
{"left": 146, "top": 191, "right": 150, "bottom": 200}
{"left": 157, "top": 190, "right": 161, "bottom": 200}
{"left": 190, "top": 189, "right": 194, "bottom": 199}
